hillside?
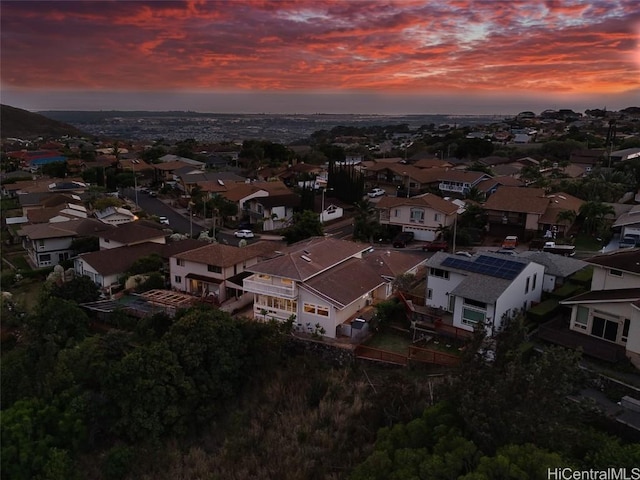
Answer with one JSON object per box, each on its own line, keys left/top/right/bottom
{"left": 1, "top": 104, "right": 86, "bottom": 139}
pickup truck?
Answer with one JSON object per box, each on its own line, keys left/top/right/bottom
{"left": 422, "top": 240, "right": 448, "bottom": 252}
{"left": 542, "top": 241, "right": 575, "bottom": 256}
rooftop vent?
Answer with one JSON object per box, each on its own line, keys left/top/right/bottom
{"left": 301, "top": 255, "right": 312, "bottom": 262}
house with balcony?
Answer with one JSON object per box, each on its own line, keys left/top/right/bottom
{"left": 437, "top": 170, "right": 490, "bottom": 196}
{"left": 243, "top": 237, "right": 423, "bottom": 338}
{"left": 375, "top": 193, "right": 459, "bottom": 241}
{"left": 18, "top": 218, "right": 112, "bottom": 268}
{"left": 170, "top": 241, "right": 283, "bottom": 304}
{"left": 425, "top": 252, "right": 545, "bottom": 335}
{"left": 558, "top": 249, "right": 640, "bottom": 368}
{"left": 243, "top": 193, "right": 301, "bottom": 231}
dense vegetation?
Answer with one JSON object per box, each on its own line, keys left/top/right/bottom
{"left": 3, "top": 278, "right": 639, "bottom": 480}
{"left": 0, "top": 104, "right": 85, "bottom": 139}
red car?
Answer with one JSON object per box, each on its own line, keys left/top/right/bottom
{"left": 422, "top": 240, "right": 448, "bottom": 252}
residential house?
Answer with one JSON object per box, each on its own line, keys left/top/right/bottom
{"left": 537, "top": 192, "right": 584, "bottom": 238}
{"left": 364, "top": 163, "right": 444, "bottom": 196}
{"left": 222, "top": 180, "right": 293, "bottom": 219}
{"left": 474, "top": 176, "right": 524, "bottom": 199}
{"left": 612, "top": 204, "right": 640, "bottom": 238}
{"left": 95, "top": 206, "right": 136, "bottom": 225}
{"left": 560, "top": 249, "right": 640, "bottom": 368}
{"left": 375, "top": 193, "right": 459, "bottom": 241}
{"left": 244, "top": 193, "right": 301, "bottom": 230}
{"left": 98, "top": 221, "right": 166, "bottom": 250}
{"left": 425, "top": 251, "right": 545, "bottom": 335}
{"left": 170, "top": 241, "right": 279, "bottom": 304}
{"left": 483, "top": 186, "right": 549, "bottom": 237}
{"left": 75, "top": 238, "right": 203, "bottom": 293}
{"left": 609, "top": 148, "right": 640, "bottom": 164}
{"left": 569, "top": 149, "right": 605, "bottom": 173}
{"left": 243, "top": 237, "right": 421, "bottom": 338}
{"left": 27, "top": 203, "right": 88, "bottom": 224}
{"left": 437, "top": 170, "right": 491, "bottom": 196}
{"left": 518, "top": 251, "right": 588, "bottom": 292}
{"left": 18, "top": 218, "right": 112, "bottom": 268}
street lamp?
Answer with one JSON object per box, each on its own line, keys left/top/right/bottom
{"left": 321, "top": 187, "right": 333, "bottom": 224}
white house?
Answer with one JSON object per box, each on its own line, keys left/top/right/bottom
{"left": 518, "top": 251, "right": 588, "bottom": 292}
{"left": 320, "top": 203, "right": 344, "bottom": 223}
{"left": 561, "top": 248, "right": 640, "bottom": 369}
{"left": 170, "top": 241, "right": 278, "bottom": 304}
{"left": 18, "top": 219, "right": 112, "bottom": 268}
{"left": 376, "top": 193, "right": 459, "bottom": 241}
{"left": 243, "top": 193, "right": 301, "bottom": 231}
{"left": 425, "top": 252, "right": 545, "bottom": 335}
{"left": 95, "top": 206, "right": 136, "bottom": 225}
{"left": 243, "top": 237, "right": 425, "bottom": 338}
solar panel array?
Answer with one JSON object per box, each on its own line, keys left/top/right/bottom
{"left": 441, "top": 254, "right": 525, "bottom": 280}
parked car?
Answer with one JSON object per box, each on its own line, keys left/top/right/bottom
{"left": 159, "top": 216, "right": 169, "bottom": 225}
{"left": 392, "top": 232, "right": 414, "bottom": 248}
{"left": 367, "top": 188, "right": 386, "bottom": 198}
{"left": 501, "top": 235, "right": 519, "bottom": 249}
{"left": 422, "top": 240, "right": 448, "bottom": 252}
{"left": 619, "top": 235, "right": 639, "bottom": 248}
{"left": 148, "top": 191, "right": 157, "bottom": 197}
{"left": 234, "top": 229, "right": 255, "bottom": 238}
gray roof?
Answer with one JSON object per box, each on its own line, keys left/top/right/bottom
{"left": 518, "top": 251, "right": 588, "bottom": 278}
{"left": 450, "top": 273, "right": 512, "bottom": 304}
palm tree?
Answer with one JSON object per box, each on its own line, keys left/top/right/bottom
{"left": 555, "top": 209, "right": 577, "bottom": 237}
{"left": 353, "top": 199, "right": 377, "bottom": 242}
{"left": 578, "top": 201, "right": 615, "bottom": 235}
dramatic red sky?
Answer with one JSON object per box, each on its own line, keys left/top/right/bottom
{"left": 1, "top": 0, "right": 639, "bottom": 114}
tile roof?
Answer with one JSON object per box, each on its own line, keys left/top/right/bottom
{"left": 376, "top": 192, "right": 458, "bottom": 215}
{"left": 483, "top": 186, "right": 549, "bottom": 214}
{"left": 78, "top": 242, "right": 165, "bottom": 276}
{"left": 18, "top": 218, "right": 112, "bottom": 239}
{"left": 585, "top": 248, "right": 640, "bottom": 275}
{"left": 436, "top": 170, "right": 488, "bottom": 183}
{"left": 99, "top": 222, "right": 166, "bottom": 244}
{"left": 174, "top": 240, "right": 281, "bottom": 267}
{"left": 362, "top": 249, "right": 426, "bottom": 278}
{"left": 302, "top": 257, "right": 385, "bottom": 308}
{"left": 412, "top": 158, "right": 453, "bottom": 169}
{"left": 476, "top": 176, "right": 524, "bottom": 192}
{"left": 255, "top": 193, "right": 301, "bottom": 208}
{"left": 247, "top": 237, "right": 369, "bottom": 281}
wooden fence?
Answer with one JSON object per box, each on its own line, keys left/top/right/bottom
{"left": 354, "top": 344, "right": 462, "bottom": 367}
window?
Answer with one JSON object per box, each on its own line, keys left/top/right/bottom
{"left": 304, "top": 303, "right": 316, "bottom": 314}
{"left": 532, "top": 273, "right": 537, "bottom": 290}
{"left": 434, "top": 213, "right": 442, "bottom": 222}
{"left": 464, "top": 298, "right": 486, "bottom": 309}
{"left": 574, "top": 306, "right": 588, "bottom": 330}
{"left": 39, "top": 254, "right": 51, "bottom": 262}
{"left": 176, "top": 258, "right": 185, "bottom": 266}
{"left": 430, "top": 268, "right": 449, "bottom": 279}
{"left": 174, "top": 275, "right": 182, "bottom": 283}
{"left": 525, "top": 277, "right": 530, "bottom": 294}
{"left": 427, "top": 288, "right": 432, "bottom": 299}
{"left": 622, "top": 319, "right": 630, "bottom": 343}
{"left": 591, "top": 316, "right": 619, "bottom": 343}
{"left": 304, "top": 302, "right": 330, "bottom": 317}
{"left": 207, "top": 264, "right": 222, "bottom": 273}
{"left": 257, "top": 274, "right": 271, "bottom": 281}
{"left": 410, "top": 208, "right": 425, "bottom": 223}
{"left": 38, "top": 239, "right": 45, "bottom": 247}
{"left": 280, "top": 278, "right": 293, "bottom": 285}
{"left": 394, "top": 209, "right": 399, "bottom": 217}
{"left": 462, "top": 307, "right": 485, "bottom": 326}
{"left": 317, "top": 306, "right": 330, "bottom": 317}
{"left": 609, "top": 269, "right": 623, "bottom": 277}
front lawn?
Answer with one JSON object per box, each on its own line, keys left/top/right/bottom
{"left": 573, "top": 233, "right": 604, "bottom": 251}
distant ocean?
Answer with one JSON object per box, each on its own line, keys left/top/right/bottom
{"left": 39, "top": 111, "right": 509, "bottom": 143}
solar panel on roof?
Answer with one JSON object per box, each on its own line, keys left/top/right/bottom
{"left": 440, "top": 255, "right": 525, "bottom": 280}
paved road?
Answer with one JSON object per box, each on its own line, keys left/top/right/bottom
{"left": 122, "top": 188, "right": 205, "bottom": 237}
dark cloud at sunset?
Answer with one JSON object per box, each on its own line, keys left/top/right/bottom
{"left": 1, "top": 0, "right": 638, "bottom": 113}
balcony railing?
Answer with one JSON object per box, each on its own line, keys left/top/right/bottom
{"left": 243, "top": 276, "right": 297, "bottom": 298}
{"left": 439, "top": 183, "right": 466, "bottom": 193}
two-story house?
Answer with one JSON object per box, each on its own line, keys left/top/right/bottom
{"left": 425, "top": 252, "right": 545, "bottom": 335}
{"left": 483, "top": 186, "right": 550, "bottom": 238}
{"left": 18, "top": 218, "right": 112, "bottom": 268}
{"left": 437, "top": 170, "right": 490, "bottom": 196}
{"left": 376, "top": 193, "right": 459, "bottom": 241}
{"left": 243, "top": 237, "right": 425, "bottom": 338}
{"left": 560, "top": 248, "right": 640, "bottom": 368}
{"left": 243, "top": 193, "right": 301, "bottom": 231}
{"left": 170, "top": 241, "right": 279, "bottom": 304}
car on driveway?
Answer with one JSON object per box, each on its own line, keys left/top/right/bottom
{"left": 234, "top": 229, "right": 255, "bottom": 238}
{"left": 392, "top": 231, "right": 414, "bottom": 248}
{"left": 422, "top": 240, "right": 448, "bottom": 252}
{"left": 367, "top": 188, "right": 385, "bottom": 198}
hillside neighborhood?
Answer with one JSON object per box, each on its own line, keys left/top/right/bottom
{"left": 2, "top": 105, "right": 640, "bottom": 478}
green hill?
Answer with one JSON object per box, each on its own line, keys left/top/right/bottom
{"left": 1, "top": 104, "right": 86, "bottom": 139}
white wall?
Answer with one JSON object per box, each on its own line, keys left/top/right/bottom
{"left": 425, "top": 270, "right": 465, "bottom": 311}
{"left": 542, "top": 273, "right": 557, "bottom": 292}
{"left": 591, "top": 266, "right": 640, "bottom": 291}
{"left": 494, "top": 262, "right": 545, "bottom": 331}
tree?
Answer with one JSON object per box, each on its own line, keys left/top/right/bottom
{"left": 555, "top": 209, "right": 577, "bottom": 236}
{"left": 92, "top": 196, "right": 121, "bottom": 211}
{"left": 50, "top": 276, "right": 101, "bottom": 304}
{"left": 352, "top": 199, "right": 377, "bottom": 242}
{"left": 283, "top": 210, "right": 323, "bottom": 244}
{"left": 578, "top": 201, "right": 615, "bottom": 235}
